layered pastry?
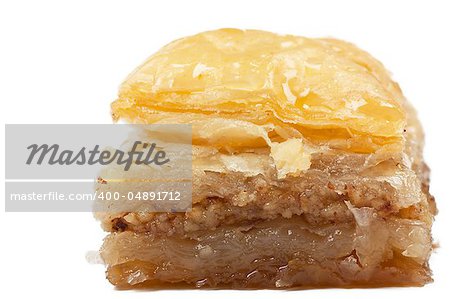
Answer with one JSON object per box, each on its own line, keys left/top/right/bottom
{"left": 97, "top": 29, "right": 436, "bottom": 288}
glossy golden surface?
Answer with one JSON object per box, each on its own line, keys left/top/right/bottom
{"left": 112, "top": 29, "right": 407, "bottom": 153}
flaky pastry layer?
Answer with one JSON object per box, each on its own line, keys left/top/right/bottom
{"left": 101, "top": 216, "right": 432, "bottom": 288}
{"left": 112, "top": 29, "right": 408, "bottom": 153}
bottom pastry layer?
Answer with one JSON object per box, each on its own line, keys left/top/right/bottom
{"left": 100, "top": 214, "right": 432, "bottom": 289}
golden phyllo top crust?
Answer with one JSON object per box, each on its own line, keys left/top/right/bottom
{"left": 112, "top": 29, "right": 407, "bottom": 153}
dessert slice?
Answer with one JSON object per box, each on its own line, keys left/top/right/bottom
{"left": 97, "top": 29, "right": 436, "bottom": 288}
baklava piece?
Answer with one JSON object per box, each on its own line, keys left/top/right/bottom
{"left": 97, "top": 29, "right": 436, "bottom": 288}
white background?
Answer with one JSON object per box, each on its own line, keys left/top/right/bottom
{"left": 1, "top": 0, "right": 449, "bottom": 298}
